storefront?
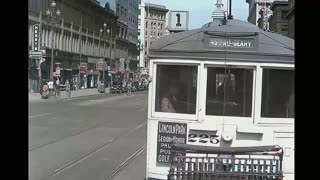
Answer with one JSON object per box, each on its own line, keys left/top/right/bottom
{"left": 87, "top": 57, "right": 100, "bottom": 88}
{"left": 28, "top": 57, "right": 40, "bottom": 92}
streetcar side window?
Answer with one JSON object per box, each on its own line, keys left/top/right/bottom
{"left": 206, "top": 67, "right": 253, "bottom": 117}
{"left": 155, "top": 65, "right": 197, "bottom": 114}
{"left": 261, "top": 69, "right": 294, "bottom": 118}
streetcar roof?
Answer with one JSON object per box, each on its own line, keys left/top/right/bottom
{"left": 150, "top": 19, "right": 294, "bottom": 64}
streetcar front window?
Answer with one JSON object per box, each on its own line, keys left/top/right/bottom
{"left": 155, "top": 65, "right": 197, "bottom": 114}
{"left": 206, "top": 67, "right": 253, "bottom": 117}
{"left": 261, "top": 69, "right": 294, "bottom": 118}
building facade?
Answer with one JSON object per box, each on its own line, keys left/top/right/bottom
{"left": 28, "top": 0, "right": 138, "bottom": 92}
{"left": 246, "top": 0, "right": 288, "bottom": 29}
{"left": 269, "top": 1, "right": 288, "bottom": 36}
{"left": 138, "top": 0, "right": 146, "bottom": 69}
{"left": 286, "top": 0, "right": 294, "bottom": 39}
{"left": 144, "top": 3, "right": 169, "bottom": 68}
{"left": 112, "top": 0, "right": 139, "bottom": 75}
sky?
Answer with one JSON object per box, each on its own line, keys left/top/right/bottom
{"left": 99, "top": 0, "right": 249, "bottom": 30}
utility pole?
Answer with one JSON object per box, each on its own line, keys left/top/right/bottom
{"left": 126, "top": 0, "right": 130, "bottom": 83}
{"left": 78, "top": 17, "right": 83, "bottom": 89}
{"left": 109, "top": 28, "right": 113, "bottom": 87}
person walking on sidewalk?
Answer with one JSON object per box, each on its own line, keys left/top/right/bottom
{"left": 55, "top": 77, "right": 61, "bottom": 98}
{"left": 127, "top": 81, "right": 132, "bottom": 96}
{"left": 65, "top": 80, "right": 71, "bottom": 98}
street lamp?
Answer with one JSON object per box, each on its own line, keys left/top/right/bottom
{"left": 46, "top": 0, "right": 61, "bottom": 83}
{"left": 99, "top": 23, "right": 111, "bottom": 88}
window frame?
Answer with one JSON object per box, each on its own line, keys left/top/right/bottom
{"left": 150, "top": 59, "right": 201, "bottom": 121}
{"left": 255, "top": 65, "right": 294, "bottom": 125}
{"left": 202, "top": 63, "right": 257, "bottom": 124}
{"left": 148, "top": 59, "right": 294, "bottom": 125}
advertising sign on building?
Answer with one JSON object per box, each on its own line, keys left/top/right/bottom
{"left": 32, "top": 24, "right": 40, "bottom": 51}
{"left": 96, "top": 60, "right": 107, "bottom": 70}
{"left": 30, "top": 24, "right": 42, "bottom": 59}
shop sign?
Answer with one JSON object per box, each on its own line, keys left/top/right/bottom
{"left": 96, "top": 62, "right": 107, "bottom": 70}
{"left": 55, "top": 67, "right": 60, "bottom": 76}
{"left": 32, "top": 24, "right": 40, "bottom": 52}
{"left": 80, "top": 63, "right": 87, "bottom": 74}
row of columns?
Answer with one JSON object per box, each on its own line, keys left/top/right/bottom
{"left": 29, "top": 25, "right": 113, "bottom": 58}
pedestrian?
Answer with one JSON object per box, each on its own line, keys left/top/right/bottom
{"left": 55, "top": 77, "right": 61, "bottom": 98}
{"left": 127, "top": 81, "right": 132, "bottom": 96}
{"left": 65, "top": 80, "right": 71, "bottom": 98}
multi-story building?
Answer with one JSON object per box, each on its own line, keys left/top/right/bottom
{"left": 269, "top": 1, "right": 288, "bottom": 36}
{"left": 28, "top": 0, "right": 121, "bottom": 91}
{"left": 128, "top": 0, "right": 139, "bottom": 45}
{"left": 116, "top": 0, "right": 139, "bottom": 78}
{"left": 286, "top": 0, "right": 294, "bottom": 39}
{"left": 246, "top": 0, "right": 288, "bottom": 29}
{"left": 143, "top": 3, "right": 169, "bottom": 68}
{"left": 28, "top": 0, "right": 139, "bottom": 92}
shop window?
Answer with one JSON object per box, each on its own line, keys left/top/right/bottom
{"left": 261, "top": 69, "right": 294, "bottom": 118}
{"left": 206, "top": 67, "right": 253, "bottom": 117}
{"left": 155, "top": 65, "right": 198, "bottom": 114}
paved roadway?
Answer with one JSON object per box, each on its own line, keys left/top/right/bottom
{"left": 29, "top": 91, "right": 148, "bottom": 180}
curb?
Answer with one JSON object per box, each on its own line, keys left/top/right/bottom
{"left": 29, "top": 91, "right": 144, "bottom": 102}
{"left": 29, "top": 93, "right": 111, "bottom": 102}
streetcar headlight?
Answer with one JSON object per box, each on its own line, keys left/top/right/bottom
{"left": 222, "top": 131, "right": 234, "bottom": 142}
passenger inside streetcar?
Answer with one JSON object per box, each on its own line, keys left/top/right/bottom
{"left": 156, "top": 65, "right": 197, "bottom": 114}
{"left": 160, "top": 83, "right": 178, "bottom": 113}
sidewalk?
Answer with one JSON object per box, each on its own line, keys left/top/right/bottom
{"left": 29, "top": 88, "right": 103, "bottom": 102}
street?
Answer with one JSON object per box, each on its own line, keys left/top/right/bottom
{"left": 29, "top": 91, "right": 148, "bottom": 180}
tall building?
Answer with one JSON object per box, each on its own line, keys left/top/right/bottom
{"left": 141, "top": 3, "right": 169, "bottom": 68}
{"left": 246, "top": 0, "right": 288, "bottom": 29}
{"left": 28, "top": 0, "right": 119, "bottom": 91}
{"left": 212, "top": 0, "right": 225, "bottom": 20}
{"left": 285, "top": 0, "right": 294, "bottom": 39}
{"left": 269, "top": 1, "right": 288, "bottom": 36}
{"left": 108, "top": 0, "right": 139, "bottom": 75}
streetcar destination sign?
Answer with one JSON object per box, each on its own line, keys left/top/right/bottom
{"left": 209, "top": 38, "right": 254, "bottom": 48}
{"left": 157, "top": 121, "right": 187, "bottom": 165}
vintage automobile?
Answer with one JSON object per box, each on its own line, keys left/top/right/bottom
{"left": 110, "top": 81, "right": 124, "bottom": 94}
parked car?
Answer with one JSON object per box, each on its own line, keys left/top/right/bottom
{"left": 132, "top": 82, "right": 139, "bottom": 92}
{"left": 110, "top": 81, "right": 124, "bottom": 94}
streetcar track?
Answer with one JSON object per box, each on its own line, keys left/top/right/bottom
{"left": 29, "top": 107, "right": 81, "bottom": 119}
{"left": 28, "top": 93, "right": 134, "bottom": 119}
{"left": 41, "top": 121, "right": 147, "bottom": 180}
{"left": 28, "top": 123, "right": 100, "bottom": 151}
{"left": 29, "top": 95, "right": 147, "bottom": 151}
{"left": 105, "top": 144, "right": 146, "bottom": 180}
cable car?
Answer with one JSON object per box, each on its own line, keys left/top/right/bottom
{"left": 146, "top": 18, "right": 294, "bottom": 180}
